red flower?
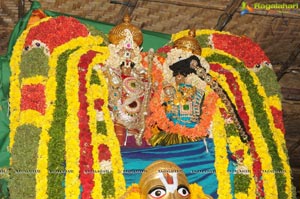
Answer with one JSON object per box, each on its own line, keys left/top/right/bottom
{"left": 157, "top": 45, "right": 172, "bottom": 54}
{"left": 235, "top": 149, "right": 244, "bottom": 158}
{"left": 21, "top": 84, "right": 46, "bottom": 114}
{"left": 98, "top": 144, "right": 111, "bottom": 162}
{"left": 77, "top": 51, "right": 98, "bottom": 198}
{"left": 25, "top": 16, "right": 89, "bottom": 53}
{"left": 94, "top": 99, "right": 104, "bottom": 111}
{"left": 270, "top": 106, "right": 286, "bottom": 134}
{"left": 212, "top": 33, "right": 270, "bottom": 68}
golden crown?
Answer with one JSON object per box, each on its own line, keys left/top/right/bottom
{"left": 108, "top": 14, "right": 143, "bottom": 46}
{"left": 173, "top": 29, "right": 202, "bottom": 56}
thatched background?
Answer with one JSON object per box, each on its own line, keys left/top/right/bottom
{"left": 1, "top": 0, "right": 300, "bottom": 195}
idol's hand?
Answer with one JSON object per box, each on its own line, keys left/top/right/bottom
{"left": 190, "top": 59, "right": 199, "bottom": 69}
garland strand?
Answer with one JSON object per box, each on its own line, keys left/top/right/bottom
{"left": 47, "top": 49, "right": 76, "bottom": 198}
{"left": 252, "top": 74, "right": 292, "bottom": 199}
{"left": 91, "top": 51, "right": 126, "bottom": 198}
{"left": 213, "top": 99, "right": 232, "bottom": 199}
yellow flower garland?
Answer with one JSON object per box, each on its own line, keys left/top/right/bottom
{"left": 204, "top": 40, "right": 290, "bottom": 197}
{"left": 57, "top": 36, "right": 105, "bottom": 198}
{"left": 20, "top": 25, "right": 125, "bottom": 198}
{"left": 64, "top": 45, "right": 83, "bottom": 198}
{"left": 251, "top": 74, "right": 292, "bottom": 199}
{"left": 86, "top": 47, "right": 126, "bottom": 198}
{"left": 171, "top": 29, "right": 231, "bottom": 42}
{"left": 9, "top": 20, "right": 291, "bottom": 199}
{"left": 213, "top": 99, "right": 232, "bottom": 199}
{"left": 36, "top": 47, "right": 56, "bottom": 199}
{"left": 9, "top": 17, "right": 54, "bottom": 199}
{"left": 205, "top": 46, "right": 280, "bottom": 198}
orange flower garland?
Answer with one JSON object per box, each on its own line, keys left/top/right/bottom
{"left": 145, "top": 62, "right": 218, "bottom": 140}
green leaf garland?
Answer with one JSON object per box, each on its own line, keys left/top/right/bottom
{"left": 47, "top": 49, "right": 77, "bottom": 198}
{"left": 207, "top": 53, "right": 288, "bottom": 199}
{"left": 20, "top": 47, "right": 49, "bottom": 79}
{"left": 10, "top": 124, "right": 40, "bottom": 199}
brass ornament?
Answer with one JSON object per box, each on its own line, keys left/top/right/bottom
{"left": 108, "top": 14, "right": 143, "bottom": 46}
{"left": 139, "top": 160, "right": 190, "bottom": 199}
{"left": 173, "top": 29, "right": 202, "bottom": 56}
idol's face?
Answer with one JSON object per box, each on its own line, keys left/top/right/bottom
{"left": 175, "top": 73, "right": 185, "bottom": 85}
{"left": 146, "top": 184, "right": 190, "bottom": 199}
{"left": 163, "top": 85, "right": 176, "bottom": 98}
{"left": 121, "top": 65, "right": 132, "bottom": 75}
{"left": 140, "top": 161, "right": 191, "bottom": 199}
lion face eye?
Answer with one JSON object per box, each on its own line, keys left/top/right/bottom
{"left": 149, "top": 187, "right": 166, "bottom": 198}
{"left": 177, "top": 186, "right": 190, "bottom": 197}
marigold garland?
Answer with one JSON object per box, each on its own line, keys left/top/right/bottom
{"left": 9, "top": 16, "right": 54, "bottom": 199}
{"left": 92, "top": 54, "right": 126, "bottom": 198}
{"left": 24, "top": 16, "right": 89, "bottom": 53}
{"left": 46, "top": 31, "right": 101, "bottom": 199}
{"left": 226, "top": 131, "right": 253, "bottom": 196}
{"left": 78, "top": 50, "right": 98, "bottom": 198}
{"left": 64, "top": 46, "right": 88, "bottom": 198}
{"left": 9, "top": 14, "right": 119, "bottom": 198}
{"left": 171, "top": 29, "right": 231, "bottom": 43}
{"left": 234, "top": 60, "right": 285, "bottom": 198}
{"left": 208, "top": 61, "right": 264, "bottom": 197}
{"left": 144, "top": 61, "right": 218, "bottom": 140}
{"left": 268, "top": 95, "right": 285, "bottom": 133}
{"left": 213, "top": 99, "right": 232, "bottom": 199}
{"left": 65, "top": 45, "right": 108, "bottom": 198}
{"left": 47, "top": 49, "right": 74, "bottom": 198}
{"left": 52, "top": 36, "right": 107, "bottom": 198}
{"left": 166, "top": 30, "right": 288, "bottom": 197}
{"left": 251, "top": 72, "right": 292, "bottom": 199}
{"left": 209, "top": 52, "right": 277, "bottom": 198}
{"left": 211, "top": 33, "right": 270, "bottom": 68}
{"left": 27, "top": 18, "right": 92, "bottom": 198}
{"left": 197, "top": 37, "right": 288, "bottom": 197}
{"left": 8, "top": 15, "right": 292, "bottom": 199}
{"left": 206, "top": 54, "right": 268, "bottom": 197}
{"left": 87, "top": 48, "right": 126, "bottom": 198}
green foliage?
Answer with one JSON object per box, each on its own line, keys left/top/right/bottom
{"left": 196, "top": 34, "right": 210, "bottom": 48}
{"left": 20, "top": 47, "right": 49, "bottom": 79}
{"left": 225, "top": 123, "right": 239, "bottom": 137}
{"left": 90, "top": 69, "right": 101, "bottom": 85}
{"left": 207, "top": 53, "right": 288, "bottom": 199}
{"left": 97, "top": 121, "right": 107, "bottom": 135}
{"left": 10, "top": 124, "right": 41, "bottom": 199}
{"left": 234, "top": 174, "right": 251, "bottom": 194}
{"left": 85, "top": 24, "right": 109, "bottom": 45}
{"left": 101, "top": 172, "right": 115, "bottom": 198}
{"left": 47, "top": 49, "right": 77, "bottom": 199}
{"left": 256, "top": 67, "right": 281, "bottom": 98}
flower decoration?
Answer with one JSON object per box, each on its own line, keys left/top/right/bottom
{"left": 9, "top": 14, "right": 125, "bottom": 199}
{"left": 98, "top": 144, "right": 111, "bottom": 162}
{"left": 20, "top": 84, "right": 46, "bottom": 114}
{"left": 169, "top": 29, "right": 292, "bottom": 199}
{"left": 8, "top": 8, "right": 292, "bottom": 199}
{"left": 24, "top": 16, "right": 89, "bottom": 53}
{"left": 210, "top": 33, "right": 270, "bottom": 69}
